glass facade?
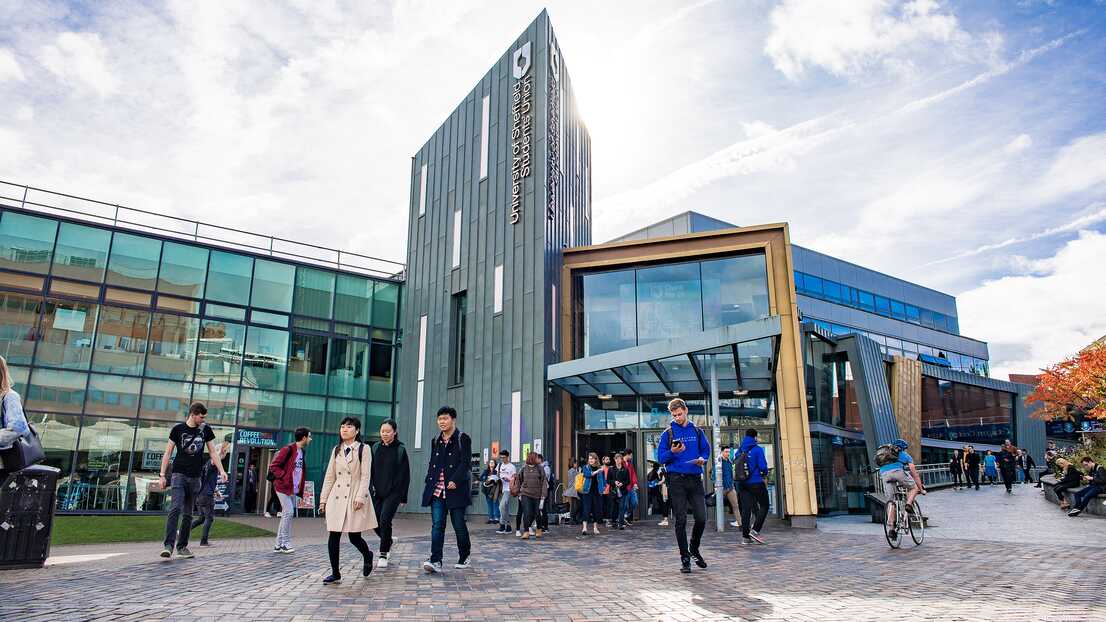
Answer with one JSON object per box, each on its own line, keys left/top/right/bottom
{"left": 920, "top": 376, "right": 1014, "bottom": 446}
{"left": 579, "top": 253, "right": 769, "bottom": 357}
{"left": 795, "top": 270, "right": 959, "bottom": 334}
{"left": 804, "top": 317, "right": 989, "bottom": 376}
{"left": 0, "top": 207, "right": 401, "bottom": 512}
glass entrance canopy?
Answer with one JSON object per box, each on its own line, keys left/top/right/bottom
{"left": 549, "top": 316, "right": 781, "bottom": 398}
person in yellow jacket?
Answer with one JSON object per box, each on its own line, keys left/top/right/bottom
{"left": 319, "top": 416, "right": 377, "bottom": 584}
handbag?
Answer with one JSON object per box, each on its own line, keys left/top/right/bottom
{"left": 0, "top": 395, "right": 46, "bottom": 471}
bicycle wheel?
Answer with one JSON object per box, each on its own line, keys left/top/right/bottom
{"left": 908, "top": 500, "right": 924, "bottom": 545}
{"left": 883, "top": 499, "right": 901, "bottom": 549}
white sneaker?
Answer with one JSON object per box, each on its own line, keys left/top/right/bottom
{"left": 528, "top": 527, "right": 535, "bottom": 536}
{"left": 378, "top": 554, "right": 389, "bottom": 569}
{"left": 454, "top": 560, "right": 471, "bottom": 569}
{"left": 658, "top": 519, "right": 669, "bottom": 526}
{"left": 515, "top": 530, "right": 522, "bottom": 537}
{"left": 592, "top": 523, "right": 600, "bottom": 535}
{"left": 730, "top": 521, "right": 740, "bottom": 527}
{"left": 276, "top": 511, "right": 283, "bottom": 517}
{"left": 264, "top": 512, "right": 272, "bottom": 518}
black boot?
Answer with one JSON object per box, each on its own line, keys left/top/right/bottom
{"left": 680, "top": 557, "right": 692, "bottom": 574}
{"left": 691, "top": 550, "right": 707, "bottom": 569}
{"left": 363, "top": 550, "right": 374, "bottom": 577}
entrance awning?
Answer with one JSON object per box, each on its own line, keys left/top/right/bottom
{"left": 547, "top": 316, "right": 782, "bottom": 398}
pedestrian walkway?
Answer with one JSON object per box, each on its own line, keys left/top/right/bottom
{"left": 6, "top": 512, "right": 1105, "bottom": 620}
{"left": 820, "top": 479, "right": 1106, "bottom": 547}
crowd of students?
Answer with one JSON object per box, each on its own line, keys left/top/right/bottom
{"left": 947, "top": 441, "right": 1036, "bottom": 493}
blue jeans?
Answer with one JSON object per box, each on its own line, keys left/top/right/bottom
{"left": 484, "top": 495, "right": 500, "bottom": 521}
{"left": 430, "top": 498, "right": 471, "bottom": 564}
{"left": 614, "top": 494, "right": 630, "bottom": 527}
{"left": 1072, "top": 484, "right": 1103, "bottom": 511}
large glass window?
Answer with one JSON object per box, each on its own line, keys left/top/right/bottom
{"left": 334, "top": 274, "right": 372, "bottom": 325}
{"left": 139, "top": 379, "right": 192, "bottom": 421}
{"left": 293, "top": 267, "right": 334, "bottom": 319}
{"left": 283, "top": 393, "right": 325, "bottom": 432}
{"left": 157, "top": 242, "right": 208, "bottom": 299}
{"left": 91, "top": 305, "right": 150, "bottom": 375}
{"left": 206, "top": 251, "right": 253, "bottom": 305}
{"left": 32, "top": 413, "right": 81, "bottom": 510}
{"left": 85, "top": 373, "right": 141, "bottom": 418}
{"left": 328, "top": 398, "right": 365, "bottom": 423}
{"left": 250, "top": 260, "right": 294, "bottom": 312}
{"left": 0, "top": 292, "right": 41, "bottom": 365}
{"left": 190, "top": 383, "right": 238, "bottom": 425}
{"left": 288, "top": 332, "right": 328, "bottom": 394}
{"left": 701, "top": 255, "right": 769, "bottom": 329}
{"left": 36, "top": 299, "right": 98, "bottom": 370}
{"left": 195, "top": 319, "right": 246, "bottom": 385}
{"left": 52, "top": 222, "right": 111, "bottom": 282}
{"left": 581, "top": 269, "right": 636, "bottom": 356}
{"left": 239, "top": 388, "right": 282, "bottom": 428}
{"left": 25, "top": 368, "right": 87, "bottom": 413}
{"left": 146, "top": 313, "right": 199, "bottom": 381}
{"left": 242, "top": 325, "right": 288, "bottom": 390}
{"left": 72, "top": 416, "right": 134, "bottom": 511}
{"left": 131, "top": 419, "right": 174, "bottom": 511}
{"left": 449, "top": 292, "right": 466, "bottom": 385}
{"left": 369, "top": 341, "right": 393, "bottom": 402}
{"left": 372, "top": 282, "right": 398, "bottom": 329}
{"left": 106, "top": 232, "right": 161, "bottom": 290}
{"left": 921, "top": 377, "right": 1012, "bottom": 445}
{"left": 329, "top": 337, "right": 368, "bottom": 398}
{"left": 0, "top": 212, "right": 57, "bottom": 274}
{"left": 636, "top": 262, "right": 702, "bottom": 345}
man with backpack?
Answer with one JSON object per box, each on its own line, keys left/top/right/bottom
{"left": 158, "top": 402, "right": 227, "bottom": 559}
{"left": 720, "top": 447, "right": 740, "bottom": 529}
{"left": 876, "top": 438, "right": 925, "bottom": 528}
{"left": 735, "top": 430, "right": 770, "bottom": 544}
{"left": 656, "top": 398, "right": 711, "bottom": 574}
{"left": 268, "top": 427, "right": 313, "bottom": 553}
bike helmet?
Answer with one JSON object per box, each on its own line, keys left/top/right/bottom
{"left": 892, "top": 438, "right": 908, "bottom": 449}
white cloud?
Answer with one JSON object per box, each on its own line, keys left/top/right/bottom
{"left": 1033, "top": 131, "right": 1106, "bottom": 202}
{"left": 764, "top": 0, "right": 970, "bottom": 80}
{"left": 15, "top": 105, "right": 34, "bottom": 122}
{"left": 0, "top": 128, "right": 31, "bottom": 169}
{"left": 0, "top": 48, "right": 25, "bottom": 82}
{"left": 38, "top": 32, "right": 120, "bottom": 98}
{"left": 1005, "top": 133, "right": 1032, "bottom": 154}
{"left": 958, "top": 230, "right": 1106, "bottom": 379}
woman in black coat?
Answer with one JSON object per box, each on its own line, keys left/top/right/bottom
{"left": 949, "top": 450, "right": 964, "bottom": 490}
{"left": 1053, "top": 458, "right": 1082, "bottom": 510}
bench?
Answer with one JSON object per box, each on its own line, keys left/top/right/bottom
{"left": 1040, "top": 474, "right": 1106, "bottom": 517}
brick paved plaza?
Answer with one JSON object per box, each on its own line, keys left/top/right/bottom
{"left": 7, "top": 486, "right": 1105, "bottom": 621}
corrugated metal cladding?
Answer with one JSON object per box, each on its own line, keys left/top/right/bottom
{"left": 397, "top": 11, "right": 592, "bottom": 508}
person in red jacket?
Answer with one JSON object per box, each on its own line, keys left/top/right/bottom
{"left": 269, "top": 427, "right": 313, "bottom": 553}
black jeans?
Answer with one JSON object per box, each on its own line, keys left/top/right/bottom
{"left": 738, "top": 481, "right": 770, "bottom": 538}
{"left": 189, "top": 494, "right": 215, "bottom": 544}
{"left": 372, "top": 492, "right": 403, "bottom": 554}
{"left": 1022, "top": 468, "right": 1033, "bottom": 484}
{"left": 667, "top": 473, "right": 706, "bottom": 560}
{"left": 429, "top": 498, "right": 471, "bottom": 564}
{"left": 327, "top": 531, "right": 371, "bottom": 577}
{"left": 520, "top": 496, "right": 541, "bottom": 531}
{"left": 581, "top": 487, "right": 602, "bottom": 524}
{"left": 966, "top": 467, "right": 980, "bottom": 490}
{"left": 164, "top": 474, "right": 200, "bottom": 549}
{"left": 951, "top": 471, "right": 963, "bottom": 488}
{"left": 1000, "top": 468, "right": 1015, "bottom": 492}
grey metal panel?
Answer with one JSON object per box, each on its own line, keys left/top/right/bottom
{"left": 920, "top": 364, "right": 1022, "bottom": 392}
{"left": 1015, "top": 384, "right": 1046, "bottom": 464}
{"left": 834, "top": 333, "right": 900, "bottom": 459}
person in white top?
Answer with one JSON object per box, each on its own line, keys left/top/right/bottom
{"left": 493, "top": 449, "right": 516, "bottom": 534}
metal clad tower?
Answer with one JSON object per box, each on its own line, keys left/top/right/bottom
{"left": 398, "top": 11, "right": 591, "bottom": 507}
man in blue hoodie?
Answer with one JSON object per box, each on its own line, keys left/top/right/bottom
{"left": 736, "top": 429, "right": 770, "bottom": 545}
{"left": 656, "top": 398, "right": 711, "bottom": 574}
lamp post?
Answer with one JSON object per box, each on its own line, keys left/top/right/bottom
{"left": 710, "top": 354, "right": 724, "bottom": 532}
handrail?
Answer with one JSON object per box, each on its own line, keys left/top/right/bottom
{"left": 0, "top": 179, "right": 406, "bottom": 281}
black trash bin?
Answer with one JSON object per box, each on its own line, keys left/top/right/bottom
{"left": 0, "top": 464, "right": 61, "bottom": 569}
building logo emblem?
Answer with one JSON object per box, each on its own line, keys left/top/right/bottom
{"left": 512, "top": 42, "right": 532, "bottom": 79}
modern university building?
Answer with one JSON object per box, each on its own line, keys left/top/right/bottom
{"left": 1, "top": 11, "right": 1042, "bottom": 521}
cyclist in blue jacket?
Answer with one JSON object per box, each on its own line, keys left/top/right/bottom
{"left": 656, "top": 398, "right": 711, "bottom": 574}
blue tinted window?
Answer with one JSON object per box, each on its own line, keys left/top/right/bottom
{"left": 874, "top": 295, "right": 890, "bottom": 316}
{"left": 582, "top": 269, "right": 637, "bottom": 356}
{"left": 890, "top": 299, "right": 906, "bottom": 320}
{"left": 920, "top": 308, "right": 935, "bottom": 329}
{"left": 701, "top": 254, "right": 769, "bottom": 329}
{"left": 857, "top": 290, "right": 874, "bottom": 311}
{"left": 905, "top": 304, "right": 920, "bottom": 324}
{"left": 804, "top": 275, "right": 823, "bottom": 297}
{"left": 106, "top": 233, "right": 161, "bottom": 290}
{"left": 793, "top": 271, "right": 804, "bottom": 292}
{"left": 636, "top": 262, "right": 702, "bottom": 344}
{"left": 822, "top": 280, "right": 842, "bottom": 302}
{"left": 947, "top": 315, "right": 958, "bottom": 334}
{"left": 0, "top": 212, "right": 57, "bottom": 274}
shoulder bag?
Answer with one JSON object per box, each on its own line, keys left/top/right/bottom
{"left": 0, "top": 395, "right": 45, "bottom": 471}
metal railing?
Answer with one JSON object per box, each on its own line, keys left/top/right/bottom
{"left": 0, "top": 179, "right": 406, "bottom": 281}
{"left": 870, "top": 463, "right": 955, "bottom": 491}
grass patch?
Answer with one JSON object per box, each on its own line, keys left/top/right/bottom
{"left": 51, "top": 515, "right": 274, "bottom": 546}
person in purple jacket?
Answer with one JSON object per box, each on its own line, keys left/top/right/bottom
{"left": 656, "top": 398, "right": 711, "bottom": 574}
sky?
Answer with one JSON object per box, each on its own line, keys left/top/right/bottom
{"left": 1, "top": 0, "right": 1105, "bottom": 380}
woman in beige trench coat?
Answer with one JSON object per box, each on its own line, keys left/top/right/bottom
{"left": 319, "top": 416, "right": 377, "bottom": 585}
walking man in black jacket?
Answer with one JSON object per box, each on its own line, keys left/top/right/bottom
{"left": 421, "top": 406, "right": 473, "bottom": 573}
{"left": 372, "top": 419, "right": 410, "bottom": 569}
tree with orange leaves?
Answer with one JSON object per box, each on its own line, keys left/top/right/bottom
{"left": 1027, "top": 345, "right": 1106, "bottom": 420}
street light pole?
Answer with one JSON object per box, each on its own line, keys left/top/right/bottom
{"left": 710, "top": 354, "right": 724, "bottom": 532}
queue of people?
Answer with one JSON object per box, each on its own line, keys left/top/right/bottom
{"left": 950, "top": 442, "right": 1037, "bottom": 494}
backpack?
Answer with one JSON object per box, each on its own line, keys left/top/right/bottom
{"left": 875, "top": 444, "right": 900, "bottom": 467}
{"left": 734, "top": 449, "right": 752, "bottom": 482}
{"left": 509, "top": 469, "right": 522, "bottom": 497}
{"left": 574, "top": 472, "right": 584, "bottom": 492}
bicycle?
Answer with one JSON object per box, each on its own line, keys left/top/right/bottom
{"left": 883, "top": 482, "right": 924, "bottom": 549}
